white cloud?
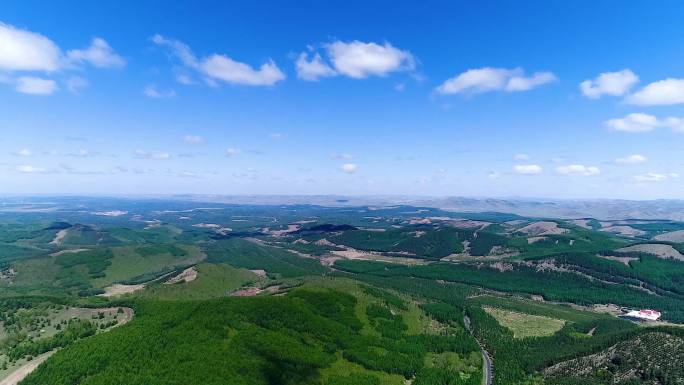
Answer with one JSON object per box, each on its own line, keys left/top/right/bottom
{"left": 513, "top": 164, "right": 542, "bottom": 175}
{"left": 436, "top": 67, "right": 556, "bottom": 95}
{"left": 269, "top": 133, "right": 284, "bottom": 140}
{"left": 0, "top": 23, "right": 122, "bottom": 95}
{"left": 66, "top": 38, "right": 125, "bottom": 68}
{"left": 143, "top": 85, "right": 176, "bottom": 98}
{"left": 151, "top": 34, "right": 197, "bottom": 67}
{"left": 184, "top": 135, "right": 204, "bottom": 144}
{"left": 605, "top": 113, "right": 684, "bottom": 133}
{"left": 175, "top": 73, "right": 194, "bottom": 85}
{"left": 325, "top": 41, "right": 414, "bottom": 79}
{"left": 152, "top": 34, "right": 285, "bottom": 86}
{"left": 605, "top": 113, "right": 659, "bottom": 132}
{"left": 296, "top": 52, "right": 336, "bottom": 81}
{"left": 615, "top": 154, "right": 647, "bottom": 165}
{"left": 513, "top": 153, "right": 530, "bottom": 161}
{"left": 506, "top": 72, "right": 557, "bottom": 92}
{"left": 15, "top": 148, "right": 32, "bottom": 157}
{"left": 0, "top": 22, "right": 61, "bottom": 71}
{"left": 15, "top": 76, "right": 58, "bottom": 95}
{"left": 633, "top": 172, "right": 679, "bottom": 182}
{"left": 201, "top": 55, "right": 284, "bottom": 86}
{"left": 66, "top": 76, "right": 89, "bottom": 94}
{"left": 16, "top": 165, "right": 49, "bottom": 174}
{"left": 555, "top": 164, "right": 601, "bottom": 176}
{"left": 341, "top": 163, "right": 357, "bottom": 173}
{"left": 627, "top": 78, "right": 684, "bottom": 106}
{"left": 580, "top": 69, "right": 638, "bottom": 98}
{"left": 226, "top": 148, "right": 242, "bottom": 156}
{"left": 488, "top": 171, "right": 501, "bottom": 179}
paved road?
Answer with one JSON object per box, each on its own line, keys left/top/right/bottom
{"left": 464, "top": 315, "right": 493, "bottom": 385}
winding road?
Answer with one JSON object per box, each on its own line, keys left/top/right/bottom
{"left": 0, "top": 307, "right": 134, "bottom": 385}
{"left": 464, "top": 315, "right": 493, "bottom": 385}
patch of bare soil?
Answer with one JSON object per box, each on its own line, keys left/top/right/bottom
{"left": 517, "top": 221, "right": 568, "bottom": 236}
{"left": 654, "top": 229, "right": 684, "bottom": 242}
{"left": 569, "top": 219, "right": 593, "bottom": 229}
{"left": 527, "top": 236, "right": 548, "bottom": 244}
{"left": 49, "top": 248, "right": 89, "bottom": 257}
{"left": 99, "top": 283, "right": 145, "bottom": 297}
{"left": 600, "top": 225, "right": 646, "bottom": 237}
{"left": 49, "top": 229, "right": 69, "bottom": 246}
{"left": 597, "top": 254, "right": 639, "bottom": 266}
{"left": 164, "top": 267, "right": 198, "bottom": 284}
{"left": 230, "top": 285, "right": 280, "bottom": 297}
{"left": 330, "top": 248, "right": 427, "bottom": 265}
{"left": 448, "top": 219, "right": 491, "bottom": 229}
{"left": 618, "top": 243, "right": 684, "bottom": 261}
{"left": 263, "top": 224, "right": 301, "bottom": 236}
{"left": 249, "top": 269, "right": 268, "bottom": 278}
{"left": 315, "top": 238, "right": 336, "bottom": 247}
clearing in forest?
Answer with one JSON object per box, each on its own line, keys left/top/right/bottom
{"left": 483, "top": 306, "right": 566, "bottom": 338}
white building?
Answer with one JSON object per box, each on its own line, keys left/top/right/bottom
{"left": 624, "top": 309, "right": 661, "bottom": 321}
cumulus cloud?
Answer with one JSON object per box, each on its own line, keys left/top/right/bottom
{"left": 513, "top": 153, "right": 530, "bottom": 161}
{"left": 152, "top": 34, "right": 285, "bottom": 86}
{"left": 513, "top": 164, "right": 542, "bottom": 175}
{"left": 627, "top": 78, "right": 684, "bottom": 106}
{"left": 605, "top": 113, "right": 684, "bottom": 133}
{"left": 15, "top": 76, "right": 58, "bottom": 95}
{"left": 580, "top": 69, "right": 638, "bottom": 98}
{"left": 341, "top": 163, "right": 357, "bottom": 173}
{"left": 143, "top": 85, "right": 176, "bottom": 98}
{"left": 633, "top": 172, "right": 679, "bottom": 182}
{"left": 436, "top": 67, "right": 556, "bottom": 95}
{"left": 66, "top": 38, "right": 125, "bottom": 68}
{"left": 296, "top": 52, "right": 336, "bottom": 81}
{"left": 615, "top": 154, "right": 647, "bottom": 165}
{"left": 0, "top": 22, "right": 123, "bottom": 95}
{"left": 0, "top": 22, "right": 61, "bottom": 71}
{"left": 325, "top": 41, "right": 414, "bottom": 79}
{"left": 296, "top": 40, "right": 414, "bottom": 81}
{"left": 555, "top": 164, "right": 600, "bottom": 176}
{"left": 184, "top": 135, "right": 204, "bottom": 144}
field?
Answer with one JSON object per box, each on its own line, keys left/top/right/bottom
{"left": 483, "top": 307, "right": 566, "bottom": 338}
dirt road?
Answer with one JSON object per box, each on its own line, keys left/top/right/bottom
{"left": 0, "top": 351, "right": 55, "bottom": 385}
{"left": 0, "top": 307, "right": 134, "bottom": 385}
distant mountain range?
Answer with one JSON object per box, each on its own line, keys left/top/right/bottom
{"left": 167, "top": 195, "right": 684, "bottom": 221}
{"left": 4, "top": 194, "right": 684, "bottom": 221}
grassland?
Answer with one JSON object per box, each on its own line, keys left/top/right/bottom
{"left": 136, "top": 263, "right": 259, "bottom": 300}
{"left": 483, "top": 306, "right": 566, "bottom": 338}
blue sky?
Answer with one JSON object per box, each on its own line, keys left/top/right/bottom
{"left": 3, "top": 1, "right": 684, "bottom": 198}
